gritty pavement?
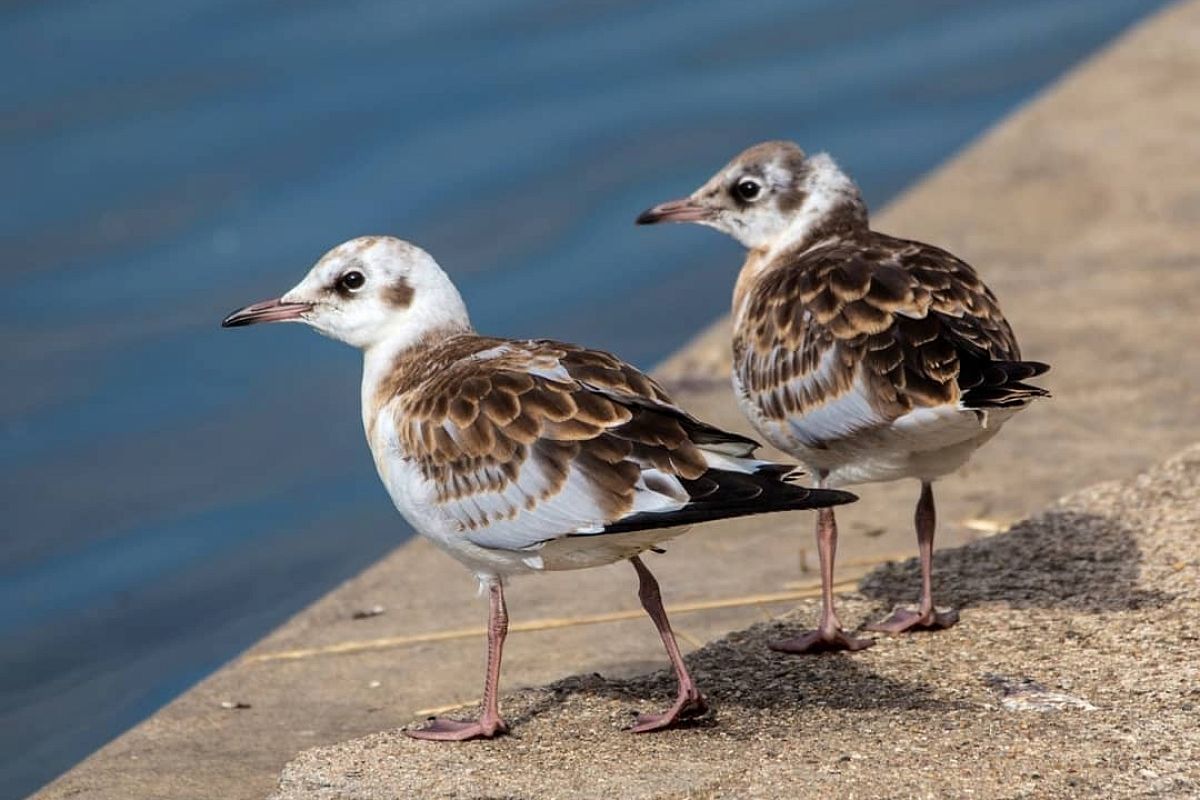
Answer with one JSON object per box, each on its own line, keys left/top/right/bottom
{"left": 273, "top": 444, "right": 1200, "bottom": 799}
{"left": 34, "top": 2, "right": 1200, "bottom": 798}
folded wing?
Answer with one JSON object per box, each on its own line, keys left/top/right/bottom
{"left": 734, "top": 233, "right": 1050, "bottom": 446}
{"left": 389, "top": 337, "right": 852, "bottom": 552}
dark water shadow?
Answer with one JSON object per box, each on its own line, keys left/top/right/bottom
{"left": 859, "top": 510, "right": 1172, "bottom": 613}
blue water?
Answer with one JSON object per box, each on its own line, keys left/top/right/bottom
{"left": 0, "top": 1, "right": 1163, "bottom": 796}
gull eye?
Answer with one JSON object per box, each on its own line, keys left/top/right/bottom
{"left": 337, "top": 270, "right": 365, "bottom": 293}
{"left": 734, "top": 178, "right": 762, "bottom": 202}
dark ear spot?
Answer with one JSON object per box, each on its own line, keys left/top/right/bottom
{"left": 386, "top": 276, "right": 414, "bottom": 309}
{"left": 776, "top": 154, "right": 811, "bottom": 214}
{"left": 777, "top": 187, "right": 808, "bottom": 214}
{"left": 782, "top": 149, "right": 808, "bottom": 176}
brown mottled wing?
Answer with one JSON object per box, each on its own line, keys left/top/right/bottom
{"left": 735, "top": 233, "right": 1046, "bottom": 441}
{"left": 392, "top": 338, "right": 760, "bottom": 550}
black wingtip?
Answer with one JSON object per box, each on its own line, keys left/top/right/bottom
{"left": 598, "top": 468, "right": 858, "bottom": 535}
{"left": 816, "top": 488, "right": 858, "bottom": 507}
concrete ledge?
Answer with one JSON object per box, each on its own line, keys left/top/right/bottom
{"left": 272, "top": 444, "right": 1200, "bottom": 799}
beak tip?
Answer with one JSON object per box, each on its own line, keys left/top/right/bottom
{"left": 220, "top": 298, "right": 310, "bottom": 329}
{"left": 220, "top": 307, "right": 258, "bottom": 328}
{"left": 634, "top": 198, "right": 710, "bottom": 226}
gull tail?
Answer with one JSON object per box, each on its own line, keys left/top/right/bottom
{"left": 959, "top": 358, "right": 1051, "bottom": 409}
{"left": 601, "top": 459, "right": 856, "bottom": 534}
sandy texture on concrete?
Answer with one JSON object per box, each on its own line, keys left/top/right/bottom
{"left": 273, "top": 444, "right": 1200, "bottom": 799}
{"left": 35, "top": 3, "right": 1200, "bottom": 799}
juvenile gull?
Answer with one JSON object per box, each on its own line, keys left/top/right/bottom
{"left": 222, "top": 236, "right": 856, "bottom": 737}
{"left": 638, "top": 142, "right": 1049, "bottom": 652}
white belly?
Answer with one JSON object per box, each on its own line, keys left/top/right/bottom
{"left": 367, "top": 411, "right": 683, "bottom": 580}
{"left": 367, "top": 412, "right": 532, "bottom": 581}
{"left": 535, "top": 527, "right": 691, "bottom": 571}
{"left": 734, "top": 375, "right": 1013, "bottom": 487}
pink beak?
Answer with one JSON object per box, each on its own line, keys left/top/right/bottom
{"left": 635, "top": 197, "right": 713, "bottom": 225}
{"left": 221, "top": 297, "right": 312, "bottom": 328}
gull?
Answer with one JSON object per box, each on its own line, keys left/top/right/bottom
{"left": 637, "top": 141, "right": 1049, "bottom": 653}
{"left": 222, "top": 235, "right": 856, "bottom": 737}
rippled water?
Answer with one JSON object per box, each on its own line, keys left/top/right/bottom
{"left": 0, "top": 1, "right": 1163, "bottom": 796}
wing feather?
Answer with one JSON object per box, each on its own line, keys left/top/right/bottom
{"left": 389, "top": 337, "right": 751, "bottom": 552}
{"left": 734, "top": 233, "right": 1049, "bottom": 446}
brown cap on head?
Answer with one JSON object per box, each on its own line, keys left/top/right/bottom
{"left": 637, "top": 141, "right": 809, "bottom": 226}
{"left": 635, "top": 141, "right": 867, "bottom": 251}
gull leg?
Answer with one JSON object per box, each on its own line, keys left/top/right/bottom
{"left": 407, "top": 580, "right": 510, "bottom": 741}
{"left": 628, "top": 556, "right": 708, "bottom": 733}
{"left": 770, "top": 497, "right": 875, "bottom": 654}
{"left": 866, "top": 481, "right": 959, "bottom": 633}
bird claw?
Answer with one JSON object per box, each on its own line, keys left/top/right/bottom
{"left": 769, "top": 628, "right": 875, "bottom": 654}
{"left": 864, "top": 606, "right": 959, "bottom": 634}
{"left": 405, "top": 715, "right": 509, "bottom": 741}
{"left": 629, "top": 689, "right": 709, "bottom": 733}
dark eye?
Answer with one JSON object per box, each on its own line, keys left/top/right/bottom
{"left": 734, "top": 178, "right": 762, "bottom": 202}
{"left": 337, "top": 270, "right": 365, "bottom": 293}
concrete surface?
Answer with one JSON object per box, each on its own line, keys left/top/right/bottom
{"left": 34, "top": 2, "right": 1200, "bottom": 798}
{"left": 272, "top": 443, "right": 1200, "bottom": 799}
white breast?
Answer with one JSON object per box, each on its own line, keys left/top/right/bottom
{"left": 367, "top": 409, "right": 536, "bottom": 581}
{"left": 734, "top": 371, "right": 1014, "bottom": 488}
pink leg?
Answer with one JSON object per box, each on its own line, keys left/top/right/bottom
{"left": 407, "top": 580, "right": 510, "bottom": 741}
{"left": 770, "top": 502, "right": 875, "bottom": 654}
{"left": 628, "top": 556, "right": 708, "bottom": 733}
{"left": 866, "top": 481, "right": 959, "bottom": 633}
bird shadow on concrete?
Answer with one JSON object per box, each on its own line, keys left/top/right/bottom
{"left": 859, "top": 509, "right": 1172, "bottom": 613}
{"left": 499, "top": 623, "right": 967, "bottom": 736}
{"left": 498, "top": 510, "right": 1171, "bottom": 734}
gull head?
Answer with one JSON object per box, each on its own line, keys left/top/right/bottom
{"left": 221, "top": 236, "right": 470, "bottom": 350}
{"left": 636, "top": 140, "right": 867, "bottom": 251}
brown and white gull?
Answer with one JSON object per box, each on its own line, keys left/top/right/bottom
{"left": 222, "top": 235, "right": 856, "bottom": 737}
{"left": 638, "top": 142, "right": 1049, "bottom": 653}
